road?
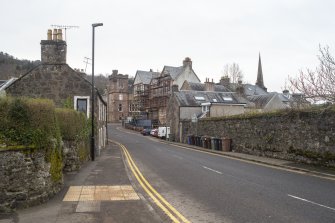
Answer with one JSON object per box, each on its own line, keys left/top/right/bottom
{"left": 108, "top": 124, "right": 335, "bottom": 223}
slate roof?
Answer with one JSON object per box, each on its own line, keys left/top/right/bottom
{"left": 134, "top": 70, "right": 159, "bottom": 85}
{"left": 174, "top": 90, "right": 246, "bottom": 107}
{"left": 229, "top": 83, "right": 268, "bottom": 96}
{"left": 184, "top": 82, "right": 231, "bottom": 92}
{"left": 162, "top": 66, "right": 185, "bottom": 80}
{"left": 247, "top": 93, "right": 277, "bottom": 109}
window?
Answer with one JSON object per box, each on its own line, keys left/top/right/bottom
{"left": 74, "top": 96, "right": 90, "bottom": 118}
{"left": 202, "top": 105, "right": 210, "bottom": 113}
{"left": 118, "top": 80, "right": 124, "bottom": 89}
{"left": 118, "top": 104, "right": 122, "bottom": 112}
{"left": 77, "top": 99, "right": 87, "bottom": 114}
{"left": 119, "top": 94, "right": 123, "bottom": 101}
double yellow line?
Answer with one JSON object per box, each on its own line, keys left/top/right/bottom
{"left": 110, "top": 140, "right": 190, "bottom": 223}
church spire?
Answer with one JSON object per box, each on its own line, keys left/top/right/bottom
{"left": 256, "top": 53, "right": 267, "bottom": 92}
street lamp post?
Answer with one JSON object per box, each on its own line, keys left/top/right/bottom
{"left": 91, "top": 22, "right": 103, "bottom": 161}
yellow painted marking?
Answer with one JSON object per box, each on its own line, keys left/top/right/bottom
{"left": 122, "top": 144, "right": 190, "bottom": 223}
{"left": 115, "top": 125, "right": 335, "bottom": 181}
{"left": 110, "top": 139, "right": 190, "bottom": 223}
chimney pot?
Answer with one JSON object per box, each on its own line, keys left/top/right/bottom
{"left": 57, "top": 29, "right": 63, "bottom": 41}
{"left": 53, "top": 29, "right": 58, "bottom": 41}
{"left": 47, "top": 29, "right": 52, "bottom": 40}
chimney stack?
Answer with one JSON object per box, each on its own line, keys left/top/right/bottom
{"left": 283, "top": 90, "right": 290, "bottom": 98}
{"left": 204, "top": 77, "right": 215, "bottom": 92}
{"left": 236, "top": 80, "right": 245, "bottom": 95}
{"left": 183, "top": 57, "right": 192, "bottom": 68}
{"left": 41, "top": 29, "right": 67, "bottom": 64}
{"left": 112, "top": 70, "right": 118, "bottom": 75}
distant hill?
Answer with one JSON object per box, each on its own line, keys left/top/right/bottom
{"left": 0, "top": 52, "right": 40, "bottom": 80}
{"left": 0, "top": 51, "right": 136, "bottom": 95}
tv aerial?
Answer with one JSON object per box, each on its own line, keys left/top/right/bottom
{"left": 51, "top": 25, "right": 79, "bottom": 41}
{"left": 83, "top": 57, "right": 92, "bottom": 73}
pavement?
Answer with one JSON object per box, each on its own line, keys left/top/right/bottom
{"left": 0, "top": 142, "right": 164, "bottom": 223}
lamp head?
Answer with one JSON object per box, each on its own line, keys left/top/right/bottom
{"left": 92, "top": 23, "right": 103, "bottom": 27}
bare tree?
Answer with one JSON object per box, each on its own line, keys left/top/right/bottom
{"left": 289, "top": 46, "right": 335, "bottom": 103}
{"left": 222, "top": 63, "right": 243, "bottom": 83}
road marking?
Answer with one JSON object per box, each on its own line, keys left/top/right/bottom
{"left": 109, "top": 139, "right": 190, "bottom": 223}
{"left": 203, "top": 166, "right": 223, "bottom": 175}
{"left": 288, "top": 194, "right": 335, "bottom": 211}
{"left": 164, "top": 143, "right": 335, "bottom": 181}
{"left": 173, "top": 154, "right": 184, "bottom": 160}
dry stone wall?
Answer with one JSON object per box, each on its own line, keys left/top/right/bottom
{"left": 182, "top": 108, "right": 335, "bottom": 167}
{"left": 0, "top": 149, "right": 62, "bottom": 212}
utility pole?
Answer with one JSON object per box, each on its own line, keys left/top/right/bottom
{"left": 91, "top": 23, "right": 103, "bottom": 161}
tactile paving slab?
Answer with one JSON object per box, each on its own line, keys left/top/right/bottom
{"left": 63, "top": 185, "right": 140, "bottom": 202}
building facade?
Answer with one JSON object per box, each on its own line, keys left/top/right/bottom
{"left": 107, "top": 70, "right": 129, "bottom": 122}
{"left": 149, "top": 57, "right": 201, "bottom": 126}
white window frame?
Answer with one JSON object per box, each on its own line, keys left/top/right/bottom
{"left": 74, "top": 96, "right": 90, "bottom": 118}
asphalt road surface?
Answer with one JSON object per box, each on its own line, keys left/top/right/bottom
{"left": 108, "top": 124, "right": 335, "bottom": 223}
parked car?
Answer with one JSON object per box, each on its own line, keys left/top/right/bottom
{"left": 150, "top": 128, "right": 158, "bottom": 137}
{"left": 141, "top": 128, "right": 151, "bottom": 136}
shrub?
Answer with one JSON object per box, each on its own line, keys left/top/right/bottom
{"left": 0, "top": 97, "right": 61, "bottom": 150}
{"left": 55, "top": 108, "right": 90, "bottom": 142}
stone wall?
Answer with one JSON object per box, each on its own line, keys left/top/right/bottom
{"left": 182, "top": 108, "right": 335, "bottom": 167}
{"left": 62, "top": 140, "right": 90, "bottom": 172}
{"left": 0, "top": 149, "right": 62, "bottom": 213}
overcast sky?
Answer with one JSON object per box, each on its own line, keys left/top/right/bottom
{"left": 2, "top": 0, "right": 335, "bottom": 92}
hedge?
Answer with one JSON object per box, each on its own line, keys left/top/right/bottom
{"left": 55, "top": 108, "right": 90, "bottom": 141}
{"left": 0, "top": 97, "right": 61, "bottom": 150}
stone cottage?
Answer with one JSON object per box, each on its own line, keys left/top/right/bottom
{"left": 4, "top": 29, "right": 107, "bottom": 152}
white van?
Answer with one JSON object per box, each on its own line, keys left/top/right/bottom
{"left": 158, "top": 127, "right": 170, "bottom": 139}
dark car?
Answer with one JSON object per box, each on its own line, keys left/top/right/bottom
{"left": 141, "top": 128, "right": 151, "bottom": 136}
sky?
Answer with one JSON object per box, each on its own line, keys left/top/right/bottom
{"left": 2, "top": 0, "right": 335, "bottom": 92}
